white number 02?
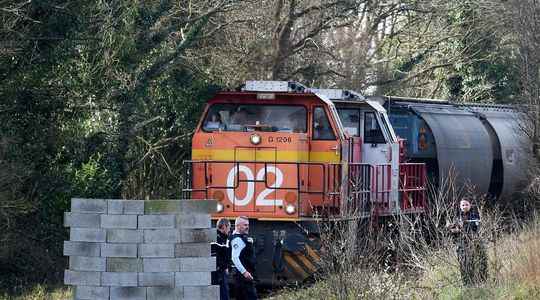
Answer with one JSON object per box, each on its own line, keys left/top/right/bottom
{"left": 226, "top": 165, "right": 284, "bottom": 206}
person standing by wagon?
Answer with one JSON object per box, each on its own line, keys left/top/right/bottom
{"left": 231, "top": 216, "right": 258, "bottom": 300}
{"left": 211, "top": 218, "right": 231, "bottom": 300}
{"left": 448, "top": 198, "right": 488, "bottom": 285}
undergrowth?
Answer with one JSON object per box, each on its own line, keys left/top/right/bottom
{"left": 270, "top": 216, "right": 540, "bottom": 300}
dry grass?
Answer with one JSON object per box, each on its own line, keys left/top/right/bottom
{"left": 268, "top": 269, "right": 409, "bottom": 300}
{"left": 494, "top": 220, "right": 540, "bottom": 287}
{"left": 412, "top": 217, "right": 540, "bottom": 300}
{"left": 271, "top": 212, "right": 540, "bottom": 300}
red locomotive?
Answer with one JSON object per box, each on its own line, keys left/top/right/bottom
{"left": 183, "top": 81, "right": 427, "bottom": 285}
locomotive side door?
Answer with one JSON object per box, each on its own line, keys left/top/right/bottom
{"left": 309, "top": 106, "right": 341, "bottom": 211}
{"left": 361, "top": 103, "right": 400, "bottom": 209}
{"left": 362, "top": 110, "right": 390, "bottom": 206}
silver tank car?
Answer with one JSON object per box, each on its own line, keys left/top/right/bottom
{"left": 372, "top": 96, "right": 533, "bottom": 200}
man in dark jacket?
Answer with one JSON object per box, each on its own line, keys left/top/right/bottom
{"left": 448, "top": 199, "right": 488, "bottom": 285}
{"left": 211, "top": 218, "right": 231, "bottom": 300}
{"left": 231, "top": 216, "right": 257, "bottom": 300}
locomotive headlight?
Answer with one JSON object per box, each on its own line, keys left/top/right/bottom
{"left": 216, "top": 202, "right": 224, "bottom": 213}
{"left": 250, "top": 134, "right": 262, "bottom": 145}
{"left": 285, "top": 204, "right": 296, "bottom": 215}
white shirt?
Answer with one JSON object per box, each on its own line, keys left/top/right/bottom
{"left": 231, "top": 231, "right": 247, "bottom": 274}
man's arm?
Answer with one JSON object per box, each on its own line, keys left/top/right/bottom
{"left": 211, "top": 237, "right": 229, "bottom": 271}
{"left": 231, "top": 237, "right": 247, "bottom": 274}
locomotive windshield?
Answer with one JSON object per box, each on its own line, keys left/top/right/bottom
{"left": 202, "top": 103, "right": 307, "bottom": 133}
{"left": 364, "top": 112, "right": 386, "bottom": 143}
{"left": 337, "top": 108, "right": 361, "bottom": 136}
{"left": 337, "top": 107, "right": 393, "bottom": 143}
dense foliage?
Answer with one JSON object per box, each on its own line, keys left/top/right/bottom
{"left": 0, "top": 0, "right": 220, "bottom": 290}
{"left": 0, "top": 0, "right": 538, "bottom": 293}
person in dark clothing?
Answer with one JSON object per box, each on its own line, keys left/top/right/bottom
{"left": 231, "top": 216, "right": 258, "bottom": 300}
{"left": 447, "top": 199, "right": 488, "bottom": 286}
{"left": 211, "top": 218, "right": 231, "bottom": 300}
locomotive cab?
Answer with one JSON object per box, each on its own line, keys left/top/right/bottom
{"left": 312, "top": 91, "right": 426, "bottom": 216}
{"left": 335, "top": 98, "right": 402, "bottom": 215}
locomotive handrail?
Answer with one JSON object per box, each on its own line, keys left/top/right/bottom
{"left": 183, "top": 160, "right": 325, "bottom": 191}
{"left": 182, "top": 159, "right": 333, "bottom": 217}
{"left": 399, "top": 162, "right": 427, "bottom": 211}
{"left": 181, "top": 159, "right": 426, "bottom": 217}
{"left": 183, "top": 159, "right": 327, "bottom": 192}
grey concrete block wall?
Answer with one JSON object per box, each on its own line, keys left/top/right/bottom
{"left": 64, "top": 198, "right": 217, "bottom": 300}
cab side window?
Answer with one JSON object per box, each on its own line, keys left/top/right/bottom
{"left": 313, "top": 107, "right": 336, "bottom": 140}
{"left": 364, "top": 112, "right": 386, "bottom": 144}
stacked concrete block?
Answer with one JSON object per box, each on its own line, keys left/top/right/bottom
{"left": 64, "top": 198, "right": 218, "bottom": 300}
